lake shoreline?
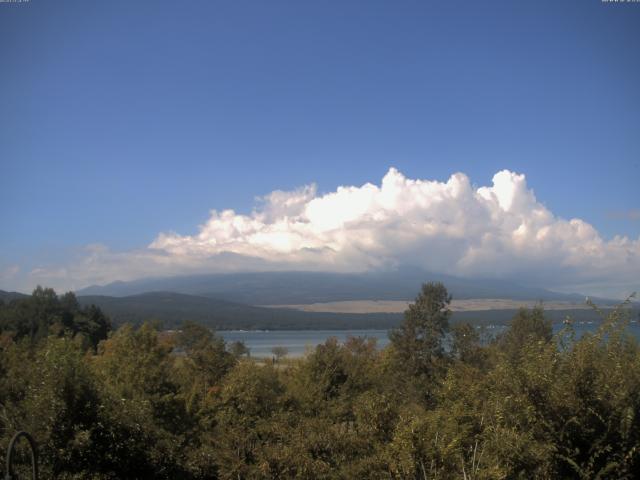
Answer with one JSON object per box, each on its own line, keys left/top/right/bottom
{"left": 218, "top": 322, "right": 640, "bottom": 358}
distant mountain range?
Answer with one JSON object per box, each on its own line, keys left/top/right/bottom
{"left": 1, "top": 288, "right": 620, "bottom": 330}
{"left": 0, "top": 290, "right": 28, "bottom": 302}
{"left": 76, "top": 268, "right": 600, "bottom": 305}
{"left": 76, "top": 292, "right": 402, "bottom": 330}
{"left": 3, "top": 269, "right": 628, "bottom": 330}
{"left": 73, "top": 291, "right": 625, "bottom": 330}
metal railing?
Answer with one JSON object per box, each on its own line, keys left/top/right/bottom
{"left": 4, "top": 431, "right": 38, "bottom": 480}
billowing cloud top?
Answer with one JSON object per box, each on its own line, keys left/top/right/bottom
{"left": 27, "top": 168, "right": 639, "bottom": 297}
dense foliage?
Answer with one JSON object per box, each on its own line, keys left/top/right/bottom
{"left": 0, "top": 286, "right": 110, "bottom": 349}
{"left": 1, "top": 284, "right": 639, "bottom": 479}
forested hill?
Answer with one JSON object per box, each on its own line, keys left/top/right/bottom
{"left": 0, "top": 290, "right": 28, "bottom": 303}
{"left": 76, "top": 269, "right": 600, "bottom": 305}
{"left": 3, "top": 288, "right": 631, "bottom": 330}
{"left": 76, "top": 291, "right": 622, "bottom": 330}
{"left": 77, "top": 292, "right": 403, "bottom": 330}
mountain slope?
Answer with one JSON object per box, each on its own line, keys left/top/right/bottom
{"left": 76, "top": 291, "right": 627, "bottom": 330}
{"left": 77, "top": 269, "right": 595, "bottom": 305}
{"left": 0, "top": 290, "right": 29, "bottom": 302}
{"left": 77, "top": 292, "right": 402, "bottom": 330}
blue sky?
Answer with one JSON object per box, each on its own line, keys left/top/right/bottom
{"left": 1, "top": 0, "right": 639, "bottom": 294}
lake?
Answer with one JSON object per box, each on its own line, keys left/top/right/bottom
{"left": 220, "top": 321, "right": 640, "bottom": 358}
{"left": 220, "top": 329, "right": 390, "bottom": 358}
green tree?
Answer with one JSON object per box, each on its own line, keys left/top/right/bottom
{"left": 498, "top": 305, "right": 552, "bottom": 360}
{"left": 0, "top": 337, "right": 103, "bottom": 479}
{"left": 271, "top": 345, "right": 289, "bottom": 363}
{"left": 228, "top": 340, "right": 250, "bottom": 358}
{"left": 212, "top": 362, "right": 285, "bottom": 478}
{"left": 174, "top": 321, "right": 235, "bottom": 413}
{"left": 0, "top": 287, "right": 110, "bottom": 349}
{"left": 91, "top": 322, "right": 193, "bottom": 478}
{"left": 451, "top": 322, "right": 486, "bottom": 367}
{"left": 389, "top": 282, "right": 451, "bottom": 398}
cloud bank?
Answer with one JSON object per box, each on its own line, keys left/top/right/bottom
{"left": 25, "top": 168, "right": 640, "bottom": 297}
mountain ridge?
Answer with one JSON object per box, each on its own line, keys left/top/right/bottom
{"left": 76, "top": 291, "right": 403, "bottom": 330}
{"left": 76, "top": 269, "right": 604, "bottom": 305}
{"left": 75, "top": 290, "right": 628, "bottom": 330}
{"left": 0, "top": 290, "right": 29, "bottom": 302}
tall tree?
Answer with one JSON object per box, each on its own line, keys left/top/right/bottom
{"left": 389, "top": 282, "right": 451, "bottom": 389}
{"left": 0, "top": 287, "right": 110, "bottom": 348}
{"left": 498, "top": 305, "right": 552, "bottom": 360}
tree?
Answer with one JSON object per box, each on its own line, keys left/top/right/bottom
{"left": 0, "top": 287, "right": 110, "bottom": 349}
{"left": 91, "top": 322, "right": 193, "bottom": 478}
{"left": 389, "top": 282, "right": 451, "bottom": 380}
{"left": 176, "top": 321, "right": 214, "bottom": 353}
{"left": 498, "top": 305, "right": 552, "bottom": 360}
{"left": 0, "top": 336, "right": 103, "bottom": 479}
{"left": 174, "top": 321, "right": 235, "bottom": 414}
{"left": 212, "top": 362, "right": 285, "bottom": 478}
{"left": 228, "top": 340, "right": 250, "bottom": 358}
{"left": 272, "top": 345, "right": 289, "bottom": 363}
{"left": 451, "top": 322, "right": 485, "bottom": 366}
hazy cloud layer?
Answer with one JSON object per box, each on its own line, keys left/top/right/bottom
{"left": 20, "top": 169, "right": 640, "bottom": 297}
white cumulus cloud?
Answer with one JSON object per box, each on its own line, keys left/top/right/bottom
{"left": 21, "top": 168, "right": 640, "bottom": 297}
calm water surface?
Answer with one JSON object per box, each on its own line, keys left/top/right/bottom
{"left": 220, "top": 329, "right": 390, "bottom": 358}
{"left": 220, "top": 322, "right": 640, "bottom": 358}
